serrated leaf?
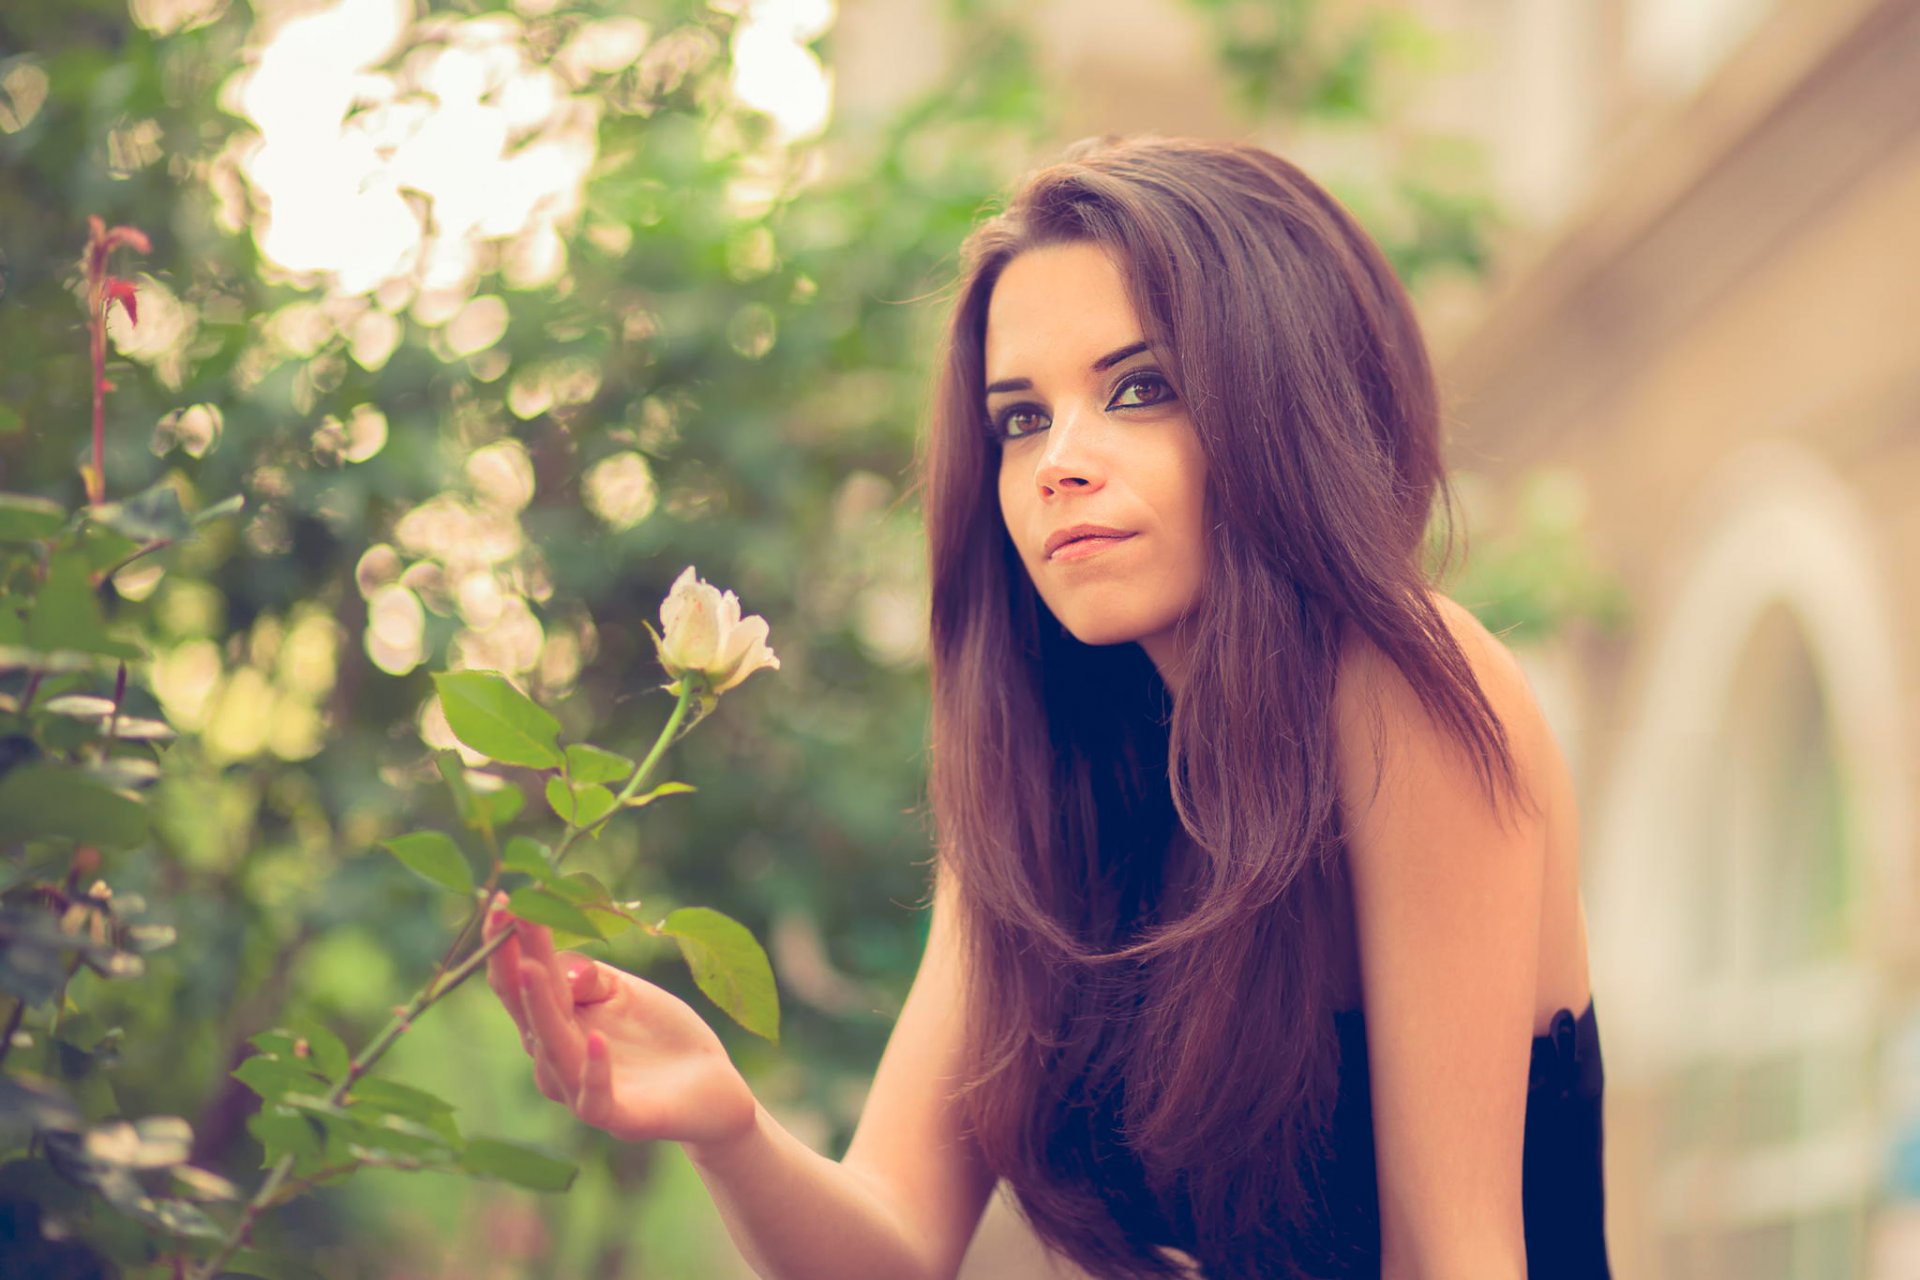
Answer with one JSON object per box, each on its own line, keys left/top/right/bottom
{"left": 381, "top": 831, "right": 474, "bottom": 896}
{"left": 659, "top": 907, "right": 780, "bottom": 1042}
{"left": 431, "top": 671, "right": 562, "bottom": 768}
{"left": 459, "top": 1137, "right": 577, "bottom": 1192}
{"left": 348, "top": 1078, "right": 460, "bottom": 1146}
{"left": 564, "top": 743, "right": 632, "bottom": 785}
{"left": 247, "top": 1106, "right": 324, "bottom": 1175}
{"left": 286, "top": 1017, "right": 350, "bottom": 1081}
{"left": 233, "top": 1055, "right": 328, "bottom": 1104}
{"left": 0, "top": 761, "right": 150, "bottom": 849}
{"left": 0, "top": 493, "right": 65, "bottom": 541}
{"left": 621, "top": 781, "right": 696, "bottom": 809}
{"left": 501, "top": 835, "right": 553, "bottom": 880}
{"left": 505, "top": 887, "right": 602, "bottom": 939}
{"left": 544, "top": 776, "right": 615, "bottom": 827}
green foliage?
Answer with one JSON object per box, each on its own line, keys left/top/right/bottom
{"left": 660, "top": 906, "right": 780, "bottom": 1044}
{"left": 431, "top": 671, "right": 564, "bottom": 771}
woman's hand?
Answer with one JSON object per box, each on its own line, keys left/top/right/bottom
{"left": 483, "top": 894, "right": 759, "bottom": 1153}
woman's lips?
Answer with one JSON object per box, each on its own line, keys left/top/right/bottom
{"left": 1049, "top": 533, "right": 1136, "bottom": 562}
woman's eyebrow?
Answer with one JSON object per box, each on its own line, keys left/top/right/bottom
{"left": 983, "top": 339, "right": 1152, "bottom": 396}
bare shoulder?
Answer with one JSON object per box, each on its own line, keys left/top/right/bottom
{"left": 1331, "top": 591, "right": 1548, "bottom": 810}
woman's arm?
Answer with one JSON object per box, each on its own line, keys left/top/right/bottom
{"left": 491, "top": 868, "right": 995, "bottom": 1280}
{"left": 686, "top": 866, "right": 998, "bottom": 1280}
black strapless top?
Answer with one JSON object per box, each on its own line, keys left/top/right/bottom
{"left": 1094, "top": 999, "right": 1612, "bottom": 1279}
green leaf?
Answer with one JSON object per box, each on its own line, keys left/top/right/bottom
{"left": 622, "top": 781, "right": 696, "bottom": 809}
{"left": 547, "top": 871, "right": 613, "bottom": 907}
{"left": 23, "top": 551, "right": 142, "bottom": 660}
{"left": 468, "top": 777, "right": 525, "bottom": 829}
{"left": 431, "top": 671, "right": 562, "bottom": 768}
{"left": 347, "top": 1078, "right": 461, "bottom": 1146}
{"left": 285, "top": 1017, "right": 350, "bottom": 1081}
{"left": 90, "top": 480, "right": 191, "bottom": 543}
{"left": 501, "top": 835, "right": 553, "bottom": 880}
{"left": 545, "top": 776, "right": 615, "bottom": 827}
{"left": 434, "top": 750, "right": 476, "bottom": 820}
{"left": 0, "top": 762, "right": 150, "bottom": 849}
{"left": 232, "top": 1056, "right": 329, "bottom": 1105}
{"left": 381, "top": 831, "right": 475, "bottom": 896}
{"left": 659, "top": 907, "right": 780, "bottom": 1043}
{"left": 0, "top": 493, "right": 65, "bottom": 542}
{"left": 582, "top": 907, "right": 635, "bottom": 941}
{"left": 459, "top": 1136, "right": 578, "bottom": 1192}
{"left": 247, "top": 1105, "right": 324, "bottom": 1175}
{"left": 564, "top": 743, "right": 633, "bottom": 785}
{"left": 247, "top": 1030, "right": 299, "bottom": 1059}
{"left": 505, "top": 887, "right": 603, "bottom": 939}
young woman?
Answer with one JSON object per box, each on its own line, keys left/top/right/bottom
{"left": 483, "top": 136, "right": 1611, "bottom": 1280}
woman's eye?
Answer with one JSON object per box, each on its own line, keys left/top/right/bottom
{"left": 1110, "top": 372, "right": 1173, "bottom": 409}
{"left": 995, "top": 407, "right": 1048, "bottom": 438}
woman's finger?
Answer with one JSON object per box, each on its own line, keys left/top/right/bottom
{"left": 565, "top": 958, "right": 615, "bottom": 1007}
{"left": 531, "top": 1051, "right": 565, "bottom": 1104}
{"left": 484, "top": 900, "right": 530, "bottom": 1029}
{"left": 514, "top": 911, "right": 564, "bottom": 979}
{"left": 575, "top": 1030, "right": 614, "bottom": 1128}
{"left": 519, "top": 959, "right": 587, "bottom": 1099}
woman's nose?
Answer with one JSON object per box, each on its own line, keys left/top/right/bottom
{"left": 1034, "top": 406, "right": 1107, "bottom": 497}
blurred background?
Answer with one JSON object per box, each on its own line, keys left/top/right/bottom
{"left": 0, "top": 0, "right": 1915, "bottom": 1276}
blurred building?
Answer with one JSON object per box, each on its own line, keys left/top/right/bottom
{"left": 831, "top": 0, "right": 1920, "bottom": 1276}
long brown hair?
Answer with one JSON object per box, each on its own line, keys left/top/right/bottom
{"left": 918, "top": 136, "right": 1526, "bottom": 1278}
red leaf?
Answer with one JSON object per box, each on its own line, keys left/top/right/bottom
{"left": 104, "top": 278, "right": 139, "bottom": 327}
{"left": 103, "top": 224, "right": 152, "bottom": 256}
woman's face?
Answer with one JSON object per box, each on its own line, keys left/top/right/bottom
{"left": 986, "top": 242, "right": 1209, "bottom": 682}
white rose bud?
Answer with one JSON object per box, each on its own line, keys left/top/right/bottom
{"left": 653, "top": 566, "right": 780, "bottom": 693}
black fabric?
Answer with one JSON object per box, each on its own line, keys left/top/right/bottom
{"left": 1091, "top": 999, "right": 1613, "bottom": 1278}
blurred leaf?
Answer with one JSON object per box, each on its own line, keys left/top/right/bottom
{"left": 0, "top": 762, "right": 149, "bottom": 849}
{"left": 458, "top": 1136, "right": 577, "bottom": 1192}
{"left": 225, "top": 1248, "right": 329, "bottom": 1280}
{"left": 23, "top": 551, "right": 142, "bottom": 660}
{"left": 90, "top": 480, "right": 189, "bottom": 543}
{"left": 465, "top": 774, "right": 525, "bottom": 829}
{"left": 380, "top": 830, "right": 475, "bottom": 896}
{"left": 191, "top": 493, "right": 246, "bottom": 528}
{"left": 0, "top": 493, "right": 65, "bottom": 542}
{"left": 659, "top": 906, "right": 779, "bottom": 1042}
{"left": 81, "top": 1116, "right": 191, "bottom": 1169}
{"left": 564, "top": 743, "right": 632, "bottom": 785}
{"left": 169, "top": 1164, "right": 241, "bottom": 1202}
{"left": 431, "top": 671, "right": 563, "bottom": 768}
